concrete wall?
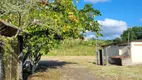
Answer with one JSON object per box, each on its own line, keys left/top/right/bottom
{"left": 102, "top": 45, "right": 119, "bottom": 65}
{"left": 119, "top": 46, "right": 127, "bottom": 55}
{"left": 119, "top": 46, "right": 130, "bottom": 56}
{"left": 131, "top": 42, "right": 142, "bottom": 65}
{"left": 122, "top": 57, "right": 132, "bottom": 66}
{"left": 118, "top": 46, "right": 132, "bottom": 66}
{"left": 107, "top": 45, "right": 119, "bottom": 57}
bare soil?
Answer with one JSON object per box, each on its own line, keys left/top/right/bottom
{"left": 28, "top": 56, "right": 142, "bottom": 80}
{"left": 28, "top": 56, "right": 101, "bottom": 80}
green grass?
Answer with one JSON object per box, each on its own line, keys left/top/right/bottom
{"left": 74, "top": 60, "right": 142, "bottom": 80}
{"left": 46, "top": 39, "right": 110, "bottom": 56}
{"left": 47, "top": 45, "right": 96, "bottom": 56}
{"left": 91, "top": 65, "right": 142, "bottom": 80}
{"left": 28, "top": 69, "right": 62, "bottom": 80}
{"left": 66, "top": 57, "right": 142, "bottom": 80}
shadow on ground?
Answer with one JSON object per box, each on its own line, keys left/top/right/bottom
{"left": 35, "top": 60, "right": 77, "bottom": 72}
{"left": 26, "top": 60, "right": 77, "bottom": 80}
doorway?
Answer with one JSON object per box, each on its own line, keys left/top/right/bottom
{"left": 99, "top": 50, "right": 103, "bottom": 65}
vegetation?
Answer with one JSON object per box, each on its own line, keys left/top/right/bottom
{"left": 0, "top": 0, "right": 102, "bottom": 57}
{"left": 0, "top": 36, "right": 15, "bottom": 59}
{"left": 113, "top": 26, "right": 142, "bottom": 43}
{"left": 121, "top": 26, "right": 142, "bottom": 41}
{"left": 113, "top": 37, "right": 122, "bottom": 43}
{"left": 0, "top": 0, "right": 102, "bottom": 78}
{"left": 1, "top": 0, "right": 142, "bottom": 80}
{"left": 28, "top": 56, "right": 142, "bottom": 80}
{"left": 47, "top": 39, "right": 111, "bottom": 56}
{"left": 0, "top": 36, "right": 18, "bottom": 80}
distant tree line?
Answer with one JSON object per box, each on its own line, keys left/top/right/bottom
{"left": 113, "top": 26, "right": 142, "bottom": 43}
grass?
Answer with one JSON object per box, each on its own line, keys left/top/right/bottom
{"left": 92, "top": 65, "right": 142, "bottom": 80}
{"left": 28, "top": 69, "right": 62, "bottom": 80}
{"left": 30, "top": 39, "right": 142, "bottom": 80}
{"left": 47, "top": 45, "right": 96, "bottom": 56}
{"left": 46, "top": 39, "right": 110, "bottom": 56}
{"left": 75, "top": 59, "right": 142, "bottom": 80}
{"left": 28, "top": 56, "right": 142, "bottom": 80}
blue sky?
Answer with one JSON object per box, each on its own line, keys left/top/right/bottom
{"left": 75, "top": 0, "right": 142, "bottom": 40}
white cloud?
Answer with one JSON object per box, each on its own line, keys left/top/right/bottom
{"left": 84, "top": 0, "right": 110, "bottom": 3}
{"left": 98, "top": 18, "right": 128, "bottom": 39}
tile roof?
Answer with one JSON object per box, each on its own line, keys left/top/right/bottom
{"left": 0, "top": 20, "right": 19, "bottom": 37}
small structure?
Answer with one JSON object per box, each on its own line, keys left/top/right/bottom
{"left": 97, "top": 40, "right": 142, "bottom": 66}
{"left": 0, "top": 20, "right": 18, "bottom": 37}
{"left": 0, "top": 20, "right": 23, "bottom": 80}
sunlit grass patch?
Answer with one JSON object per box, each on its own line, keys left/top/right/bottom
{"left": 85, "top": 61, "right": 142, "bottom": 80}
{"left": 28, "top": 69, "right": 62, "bottom": 80}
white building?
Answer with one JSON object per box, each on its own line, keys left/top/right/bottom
{"left": 97, "top": 40, "right": 142, "bottom": 66}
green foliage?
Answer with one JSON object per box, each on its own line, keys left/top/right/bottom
{"left": 0, "top": 36, "right": 16, "bottom": 61}
{"left": 0, "top": 0, "right": 102, "bottom": 57}
{"left": 47, "top": 39, "right": 110, "bottom": 56}
{"left": 121, "top": 26, "right": 142, "bottom": 41}
{"left": 23, "top": 0, "right": 102, "bottom": 56}
{"left": 0, "top": 0, "right": 38, "bottom": 25}
{"left": 113, "top": 37, "right": 122, "bottom": 43}
{"left": 78, "top": 4, "right": 102, "bottom": 37}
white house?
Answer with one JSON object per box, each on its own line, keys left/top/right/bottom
{"left": 97, "top": 40, "right": 142, "bottom": 66}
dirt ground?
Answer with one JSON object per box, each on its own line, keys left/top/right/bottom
{"left": 28, "top": 56, "right": 102, "bottom": 80}
{"left": 28, "top": 56, "right": 142, "bottom": 80}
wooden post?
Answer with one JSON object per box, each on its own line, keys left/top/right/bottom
{"left": 96, "top": 50, "right": 98, "bottom": 65}
{"left": 102, "top": 49, "right": 104, "bottom": 65}
{"left": 18, "top": 36, "right": 23, "bottom": 80}
{"left": 96, "top": 38, "right": 98, "bottom": 65}
{"left": 106, "top": 46, "right": 110, "bottom": 66}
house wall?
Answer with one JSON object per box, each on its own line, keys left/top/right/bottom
{"left": 131, "top": 42, "right": 142, "bottom": 65}
{"left": 119, "top": 46, "right": 132, "bottom": 66}
{"left": 102, "top": 47, "right": 106, "bottom": 65}
{"left": 102, "top": 45, "right": 119, "bottom": 65}
{"left": 119, "top": 46, "right": 130, "bottom": 56}
{"left": 119, "top": 46, "right": 127, "bottom": 55}
{"left": 122, "top": 57, "right": 132, "bottom": 66}
{"left": 107, "top": 45, "right": 119, "bottom": 57}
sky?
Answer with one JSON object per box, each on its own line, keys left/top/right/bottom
{"left": 75, "top": 0, "right": 142, "bottom": 40}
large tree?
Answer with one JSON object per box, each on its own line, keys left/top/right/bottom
{"left": 121, "top": 26, "right": 142, "bottom": 41}
{"left": 0, "top": 0, "right": 102, "bottom": 76}
{"left": 23, "top": 0, "right": 102, "bottom": 55}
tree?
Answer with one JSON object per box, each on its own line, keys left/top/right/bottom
{"left": 121, "top": 26, "right": 142, "bottom": 41}
{"left": 113, "top": 37, "right": 122, "bottom": 43}
{"left": 79, "top": 4, "right": 102, "bottom": 37}
{"left": 0, "top": 0, "right": 41, "bottom": 79}
{"left": 0, "top": 0, "right": 102, "bottom": 76}
{"left": 132, "top": 26, "right": 142, "bottom": 39}
{"left": 1, "top": 0, "right": 102, "bottom": 54}
{"left": 0, "top": 0, "right": 40, "bottom": 37}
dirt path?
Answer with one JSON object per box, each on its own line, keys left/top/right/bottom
{"left": 28, "top": 56, "right": 101, "bottom": 80}
{"left": 28, "top": 56, "right": 142, "bottom": 80}
{"left": 60, "top": 66, "right": 97, "bottom": 80}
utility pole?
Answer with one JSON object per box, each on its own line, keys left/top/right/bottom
{"left": 106, "top": 47, "right": 108, "bottom": 66}
{"left": 128, "top": 27, "right": 131, "bottom": 46}
{"left": 96, "top": 36, "right": 98, "bottom": 65}
{"left": 128, "top": 31, "right": 130, "bottom": 45}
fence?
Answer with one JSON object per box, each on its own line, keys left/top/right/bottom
{"left": 0, "top": 41, "right": 3, "bottom": 80}
{"left": 0, "top": 40, "right": 19, "bottom": 80}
